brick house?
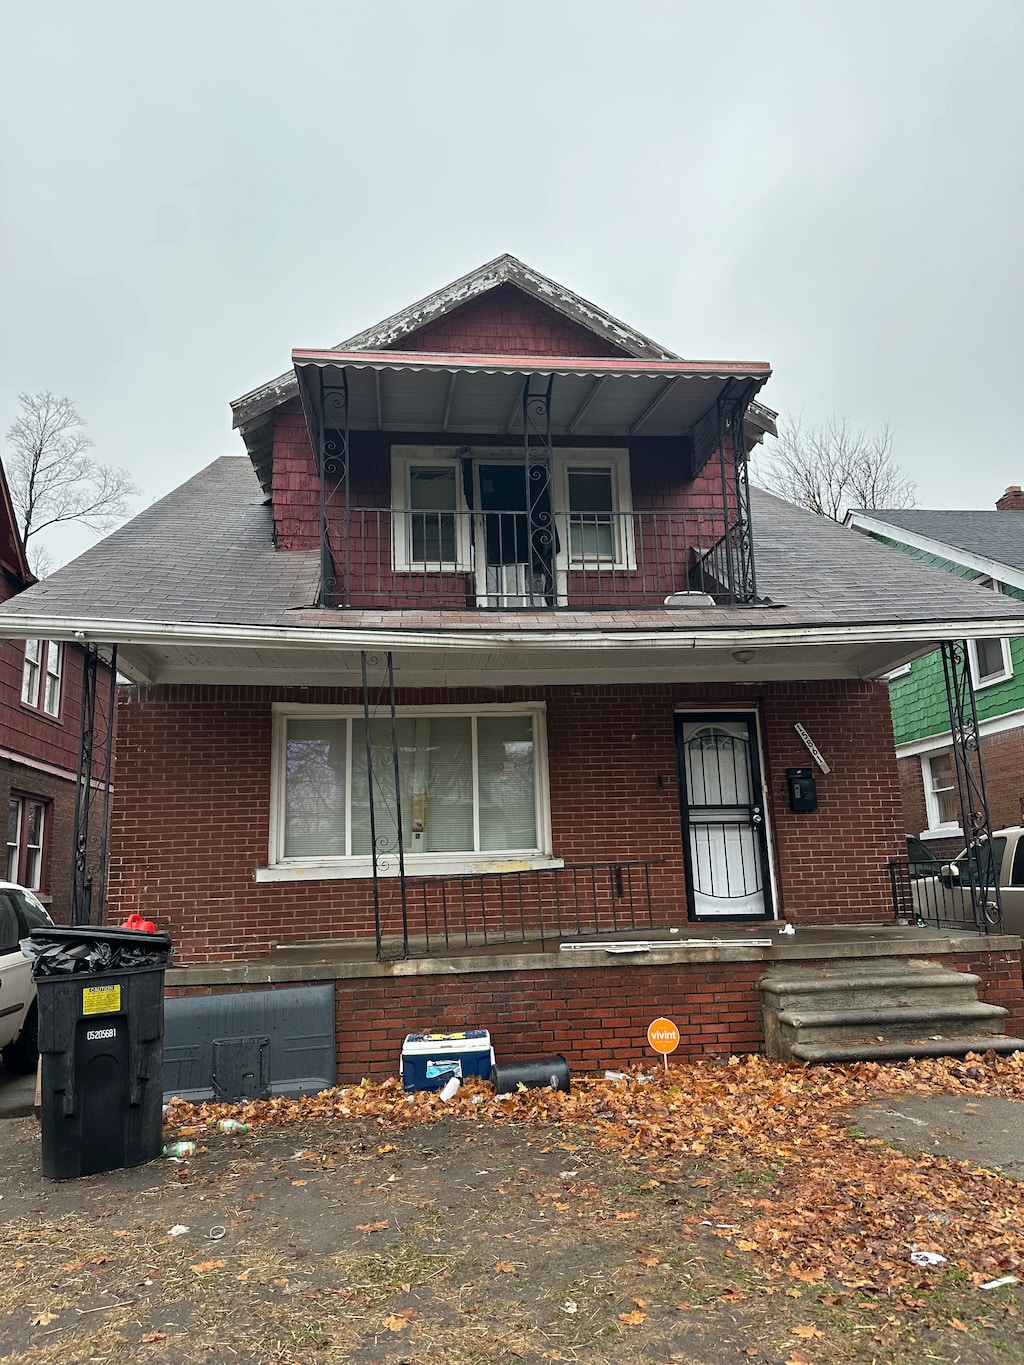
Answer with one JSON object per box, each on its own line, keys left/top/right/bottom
{"left": 848, "top": 490, "right": 1024, "bottom": 857}
{"left": 0, "top": 457, "right": 113, "bottom": 920}
{"left": 2, "top": 255, "right": 1024, "bottom": 1082}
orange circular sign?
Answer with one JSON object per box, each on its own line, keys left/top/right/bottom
{"left": 647, "top": 1017, "right": 680, "bottom": 1055}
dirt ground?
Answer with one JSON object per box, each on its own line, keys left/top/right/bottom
{"left": 1, "top": 1062, "right": 1024, "bottom": 1365}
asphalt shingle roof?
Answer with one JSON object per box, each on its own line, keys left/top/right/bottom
{"left": 858, "top": 508, "right": 1024, "bottom": 576}
{"left": 0, "top": 460, "right": 1021, "bottom": 634}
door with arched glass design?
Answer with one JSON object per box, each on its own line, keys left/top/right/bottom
{"left": 675, "top": 713, "right": 773, "bottom": 921}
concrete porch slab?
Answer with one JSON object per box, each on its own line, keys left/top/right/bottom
{"left": 166, "top": 924, "right": 1023, "bottom": 988}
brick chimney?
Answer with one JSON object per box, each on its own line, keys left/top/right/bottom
{"left": 996, "top": 485, "right": 1024, "bottom": 511}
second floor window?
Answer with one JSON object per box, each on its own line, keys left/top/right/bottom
{"left": 21, "top": 640, "right": 62, "bottom": 716}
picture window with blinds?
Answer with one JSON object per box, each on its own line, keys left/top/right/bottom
{"left": 272, "top": 705, "right": 548, "bottom": 869}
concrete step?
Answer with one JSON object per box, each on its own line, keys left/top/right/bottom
{"left": 774, "top": 1000, "right": 1007, "bottom": 1047}
{"left": 761, "top": 966, "right": 981, "bottom": 1013}
{"left": 760, "top": 958, "right": 1018, "bottom": 1064}
{"left": 790, "top": 1036, "right": 1024, "bottom": 1064}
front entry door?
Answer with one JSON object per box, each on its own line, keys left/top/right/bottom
{"left": 675, "top": 713, "right": 773, "bottom": 921}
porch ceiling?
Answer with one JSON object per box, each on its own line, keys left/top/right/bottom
{"left": 292, "top": 350, "right": 772, "bottom": 438}
{"left": 13, "top": 626, "right": 959, "bottom": 688}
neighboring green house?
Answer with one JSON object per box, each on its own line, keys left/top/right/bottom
{"left": 847, "top": 487, "right": 1024, "bottom": 851}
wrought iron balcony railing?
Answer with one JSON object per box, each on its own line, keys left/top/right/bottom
{"left": 326, "top": 507, "right": 753, "bottom": 608}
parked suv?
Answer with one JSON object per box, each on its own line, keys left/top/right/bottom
{"left": 0, "top": 882, "right": 53, "bottom": 1073}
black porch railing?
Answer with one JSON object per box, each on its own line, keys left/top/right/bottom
{"left": 326, "top": 508, "right": 753, "bottom": 608}
{"left": 373, "top": 859, "right": 664, "bottom": 960}
{"left": 888, "top": 859, "right": 1001, "bottom": 934}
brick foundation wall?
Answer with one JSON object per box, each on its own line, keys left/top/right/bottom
{"left": 164, "top": 942, "right": 1024, "bottom": 1083}
{"left": 110, "top": 678, "right": 903, "bottom": 963}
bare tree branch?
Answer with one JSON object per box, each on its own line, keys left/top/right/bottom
{"left": 4, "top": 392, "right": 138, "bottom": 570}
{"left": 751, "top": 415, "right": 916, "bottom": 521}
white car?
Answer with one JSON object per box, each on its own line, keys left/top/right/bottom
{"left": 0, "top": 881, "right": 53, "bottom": 1073}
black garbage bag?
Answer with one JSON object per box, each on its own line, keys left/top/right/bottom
{"left": 24, "top": 926, "right": 173, "bottom": 977}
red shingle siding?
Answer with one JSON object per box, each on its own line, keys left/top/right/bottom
{"left": 390, "top": 285, "right": 628, "bottom": 358}
{"left": 109, "top": 680, "right": 903, "bottom": 963}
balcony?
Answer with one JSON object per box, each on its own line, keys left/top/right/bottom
{"left": 325, "top": 507, "right": 751, "bottom": 609}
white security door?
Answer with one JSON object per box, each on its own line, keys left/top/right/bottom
{"left": 676, "top": 714, "right": 773, "bottom": 920}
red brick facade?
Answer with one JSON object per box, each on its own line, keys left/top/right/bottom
{"left": 898, "top": 723, "right": 1024, "bottom": 857}
{"left": 0, "top": 636, "right": 110, "bottom": 914}
{"left": 111, "top": 678, "right": 903, "bottom": 964}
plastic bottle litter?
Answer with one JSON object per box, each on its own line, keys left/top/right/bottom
{"left": 439, "top": 1076, "right": 461, "bottom": 1102}
{"left": 163, "top": 1141, "right": 196, "bottom": 1159}
{"left": 216, "top": 1119, "right": 248, "bottom": 1134}
{"left": 981, "top": 1275, "right": 1018, "bottom": 1290}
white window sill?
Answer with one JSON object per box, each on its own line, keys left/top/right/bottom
{"left": 255, "top": 854, "right": 565, "bottom": 884}
{"left": 973, "top": 672, "right": 1013, "bottom": 691}
{"left": 919, "top": 826, "right": 963, "bottom": 842}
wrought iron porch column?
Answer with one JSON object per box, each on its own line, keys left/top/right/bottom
{"left": 316, "top": 369, "right": 349, "bottom": 608}
{"left": 941, "top": 639, "right": 1001, "bottom": 931}
{"left": 523, "top": 374, "right": 555, "bottom": 602}
{"left": 70, "top": 643, "right": 118, "bottom": 926}
{"left": 714, "top": 379, "right": 758, "bottom": 604}
{"left": 361, "top": 651, "right": 409, "bottom": 960}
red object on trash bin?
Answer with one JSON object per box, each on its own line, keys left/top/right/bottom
{"left": 120, "top": 912, "right": 158, "bottom": 933}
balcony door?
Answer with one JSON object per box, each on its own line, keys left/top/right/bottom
{"left": 675, "top": 712, "right": 773, "bottom": 921}
{"left": 474, "top": 463, "right": 553, "bottom": 608}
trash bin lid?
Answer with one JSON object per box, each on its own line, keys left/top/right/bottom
{"left": 30, "top": 926, "right": 172, "bottom": 949}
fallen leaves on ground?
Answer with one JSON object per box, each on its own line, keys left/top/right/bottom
{"left": 163, "top": 1050, "right": 1024, "bottom": 1297}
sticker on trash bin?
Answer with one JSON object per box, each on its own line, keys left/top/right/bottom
{"left": 82, "top": 985, "right": 121, "bottom": 1016}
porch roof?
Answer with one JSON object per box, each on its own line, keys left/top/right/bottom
{"left": 291, "top": 348, "right": 772, "bottom": 439}
{"left": 3, "top": 459, "right": 1024, "bottom": 688}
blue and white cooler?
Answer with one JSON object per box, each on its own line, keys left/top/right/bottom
{"left": 401, "top": 1029, "right": 494, "bottom": 1092}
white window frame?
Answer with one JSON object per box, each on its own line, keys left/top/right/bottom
{"left": 920, "top": 749, "right": 963, "bottom": 840}
{"left": 43, "top": 641, "right": 62, "bottom": 716}
{"left": 7, "top": 795, "right": 47, "bottom": 890}
{"left": 259, "top": 701, "right": 560, "bottom": 882}
{"left": 968, "top": 636, "right": 1012, "bottom": 690}
{"left": 21, "top": 639, "right": 42, "bottom": 707}
{"left": 21, "top": 640, "right": 61, "bottom": 715}
{"left": 556, "top": 449, "right": 636, "bottom": 573}
{"left": 391, "top": 448, "right": 472, "bottom": 572}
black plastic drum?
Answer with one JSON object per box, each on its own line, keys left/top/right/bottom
{"left": 492, "top": 1053, "right": 570, "bottom": 1094}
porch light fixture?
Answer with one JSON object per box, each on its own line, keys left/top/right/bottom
{"left": 731, "top": 649, "right": 756, "bottom": 664}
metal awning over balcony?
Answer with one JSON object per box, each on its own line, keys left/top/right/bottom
{"left": 292, "top": 349, "right": 771, "bottom": 437}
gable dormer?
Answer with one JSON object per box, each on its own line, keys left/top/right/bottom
{"left": 232, "top": 255, "right": 774, "bottom": 609}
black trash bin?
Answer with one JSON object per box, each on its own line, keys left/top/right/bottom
{"left": 26, "top": 926, "right": 173, "bottom": 1180}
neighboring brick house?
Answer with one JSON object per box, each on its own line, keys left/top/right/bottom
{"left": 2, "top": 254, "right": 1024, "bottom": 1077}
{"left": 848, "top": 490, "right": 1024, "bottom": 857}
{"left": 0, "top": 457, "right": 112, "bottom": 918}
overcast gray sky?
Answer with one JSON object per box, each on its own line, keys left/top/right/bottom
{"left": 1, "top": 0, "right": 1021, "bottom": 567}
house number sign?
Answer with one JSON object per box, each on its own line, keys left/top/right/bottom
{"left": 794, "top": 723, "right": 831, "bottom": 774}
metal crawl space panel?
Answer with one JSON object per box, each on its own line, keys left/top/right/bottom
{"left": 162, "top": 985, "right": 335, "bottom": 1103}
